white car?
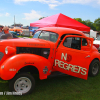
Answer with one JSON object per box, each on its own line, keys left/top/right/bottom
{"left": 93, "top": 36, "right": 100, "bottom": 51}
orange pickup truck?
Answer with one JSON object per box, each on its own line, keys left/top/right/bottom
{"left": 0, "top": 27, "right": 100, "bottom": 95}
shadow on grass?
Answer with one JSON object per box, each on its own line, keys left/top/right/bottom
{"left": 0, "top": 73, "right": 100, "bottom": 100}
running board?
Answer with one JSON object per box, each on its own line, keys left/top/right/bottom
{"left": 48, "top": 71, "right": 68, "bottom": 78}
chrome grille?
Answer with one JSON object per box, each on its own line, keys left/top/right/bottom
{"left": 16, "top": 47, "right": 50, "bottom": 59}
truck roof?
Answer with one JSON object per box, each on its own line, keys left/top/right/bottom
{"left": 38, "top": 27, "right": 86, "bottom": 37}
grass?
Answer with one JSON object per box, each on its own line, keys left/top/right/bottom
{"left": 0, "top": 73, "right": 100, "bottom": 100}
{"left": 17, "top": 35, "right": 33, "bottom": 38}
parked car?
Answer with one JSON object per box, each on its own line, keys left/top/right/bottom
{"left": 9, "top": 31, "right": 17, "bottom": 35}
{"left": 21, "top": 26, "right": 29, "bottom": 29}
{"left": 0, "top": 27, "right": 100, "bottom": 95}
{"left": 9, "top": 27, "right": 22, "bottom": 33}
{"left": 93, "top": 36, "right": 100, "bottom": 51}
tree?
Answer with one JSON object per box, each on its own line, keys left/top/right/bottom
{"left": 74, "top": 18, "right": 96, "bottom": 31}
{"left": 74, "top": 18, "right": 83, "bottom": 23}
{"left": 84, "top": 20, "right": 96, "bottom": 31}
{"left": 94, "top": 18, "right": 100, "bottom": 31}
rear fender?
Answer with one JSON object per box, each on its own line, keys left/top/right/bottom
{"left": 0, "top": 54, "right": 52, "bottom": 80}
{"left": 90, "top": 51, "right": 100, "bottom": 62}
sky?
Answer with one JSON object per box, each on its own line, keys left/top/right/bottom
{"left": 0, "top": 0, "right": 100, "bottom": 26}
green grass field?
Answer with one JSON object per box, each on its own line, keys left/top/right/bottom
{"left": 17, "top": 35, "right": 33, "bottom": 38}
{"left": 0, "top": 72, "right": 100, "bottom": 100}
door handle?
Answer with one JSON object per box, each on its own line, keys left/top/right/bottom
{"left": 85, "top": 55, "right": 90, "bottom": 58}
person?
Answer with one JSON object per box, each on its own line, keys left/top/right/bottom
{"left": 0, "top": 25, "right": 4, "bottom": 36}
{"left": 0, "top": 26, "right": 13, "bottom": 39}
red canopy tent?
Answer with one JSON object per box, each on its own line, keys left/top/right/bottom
{"left": 30, "top": 13, "right": 90, "bottom": 32}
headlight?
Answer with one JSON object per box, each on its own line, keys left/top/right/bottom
{"left": 5, "top": 46, "right": 16, "bottom": 55}
{"left": 5, "top": 47, "right": 8, "bottom": 54}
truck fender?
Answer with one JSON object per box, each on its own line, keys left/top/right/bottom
{"left": 0, "top": 54, "right": 52, "bottom": 80}
{"left": 90, "top": 52, "right": 100, "bottom": 63}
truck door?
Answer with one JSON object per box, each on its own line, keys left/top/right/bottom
{"left": 54, "top": 35, "right": 92, "bottom": 80}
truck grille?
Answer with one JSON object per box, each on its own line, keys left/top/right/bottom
{"left": 0, "top": 52, "right": 4, "bottom": 61}
{"left": 16, "top": 47, "right": 50, "bottom": 59}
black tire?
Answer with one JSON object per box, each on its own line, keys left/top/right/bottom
{"left": 9, "top": 72, "right": 35, "bottom": 95}
{"left": 88, "top": 60, "right": 100, "bottom": 77}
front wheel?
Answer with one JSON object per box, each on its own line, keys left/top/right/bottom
{"left": 88, "top": 60, "right": 100, "bottom": 77}
{"left": 9, "top": 73, "right": 35, "bottom": 95}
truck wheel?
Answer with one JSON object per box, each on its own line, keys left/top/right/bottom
{"left": 9, "top": 73, "right": 35, "bottom": 95}
{"left": 88, "top": 60, "right": 100, "bottom": 77}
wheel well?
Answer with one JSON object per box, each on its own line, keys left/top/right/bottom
{"left": 18, "top": 65, "right": 39, "bottom": 75}
{"left": 90, "top": 58, "right": 100, "bottom": 66}
{"left": 92, "top": 58, "right": 99, "bottom": 62}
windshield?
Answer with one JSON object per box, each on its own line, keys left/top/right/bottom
{"left": 33, "top": 30, "right": 58, "bottom": 43}
{"left": 33, "top": 31, "right": 41, "bottom": 38}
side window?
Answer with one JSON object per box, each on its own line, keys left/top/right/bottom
{"left": 63, "top": 37, "right": 81, "bottom": 50}
{"left": 63, "top": 37, "right": 72, "bottom": 48}
{"left": 82, "top": 38, "right": 87, "bottom": 46}
{"left": 57, "top": 34, "right": 82, "bottom": 48}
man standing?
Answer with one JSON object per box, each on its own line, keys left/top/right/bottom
{"left": 0, "top": 26, "right": 13, "bottom": 39}
{"left": 0, "top": 25, "right": 4, "bottom": 36}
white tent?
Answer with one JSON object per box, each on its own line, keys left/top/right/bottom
{"left": 90, "top": 29, "right": 97, "bottom": 39}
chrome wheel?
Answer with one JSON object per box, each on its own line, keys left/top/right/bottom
{"left": 89, "top": 60, "right": 100, "bottom": 77}
{"left": 92, "top": 63, "right": 99, "bottom": 75}
{"left": 14, "top": 77, "right": 32, "bottom": 94}
{"left": 9, "top": 73, "right": 35, "bottom": 95}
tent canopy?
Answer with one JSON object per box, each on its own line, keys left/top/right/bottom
{"left": 30, "top": 13, "right": 90, "bottom": 32}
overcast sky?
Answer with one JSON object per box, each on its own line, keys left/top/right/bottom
{"left": 0, "top": 0, "right": 100, "bottom": 26}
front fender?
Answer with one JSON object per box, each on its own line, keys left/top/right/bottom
{"left": 0, "top": 54, "right": 52, "bottom": 80}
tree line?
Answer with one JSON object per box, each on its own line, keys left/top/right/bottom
{"left": 39, "top": 17, "right": 100, "bottom": 31}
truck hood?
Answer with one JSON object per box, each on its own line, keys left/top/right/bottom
{"left": 0, "top": 38, "right": 51, "bottom": 48}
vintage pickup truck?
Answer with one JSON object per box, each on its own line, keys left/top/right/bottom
{"left": 0, "top": 27, "right": 100, "bottom": 95}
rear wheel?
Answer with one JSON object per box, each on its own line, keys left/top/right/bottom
{"left": 88, "top": 60, "right": 100, "bottom": 77}
{"left": 9, "top": 72, "right": 35, "bottom": 95}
